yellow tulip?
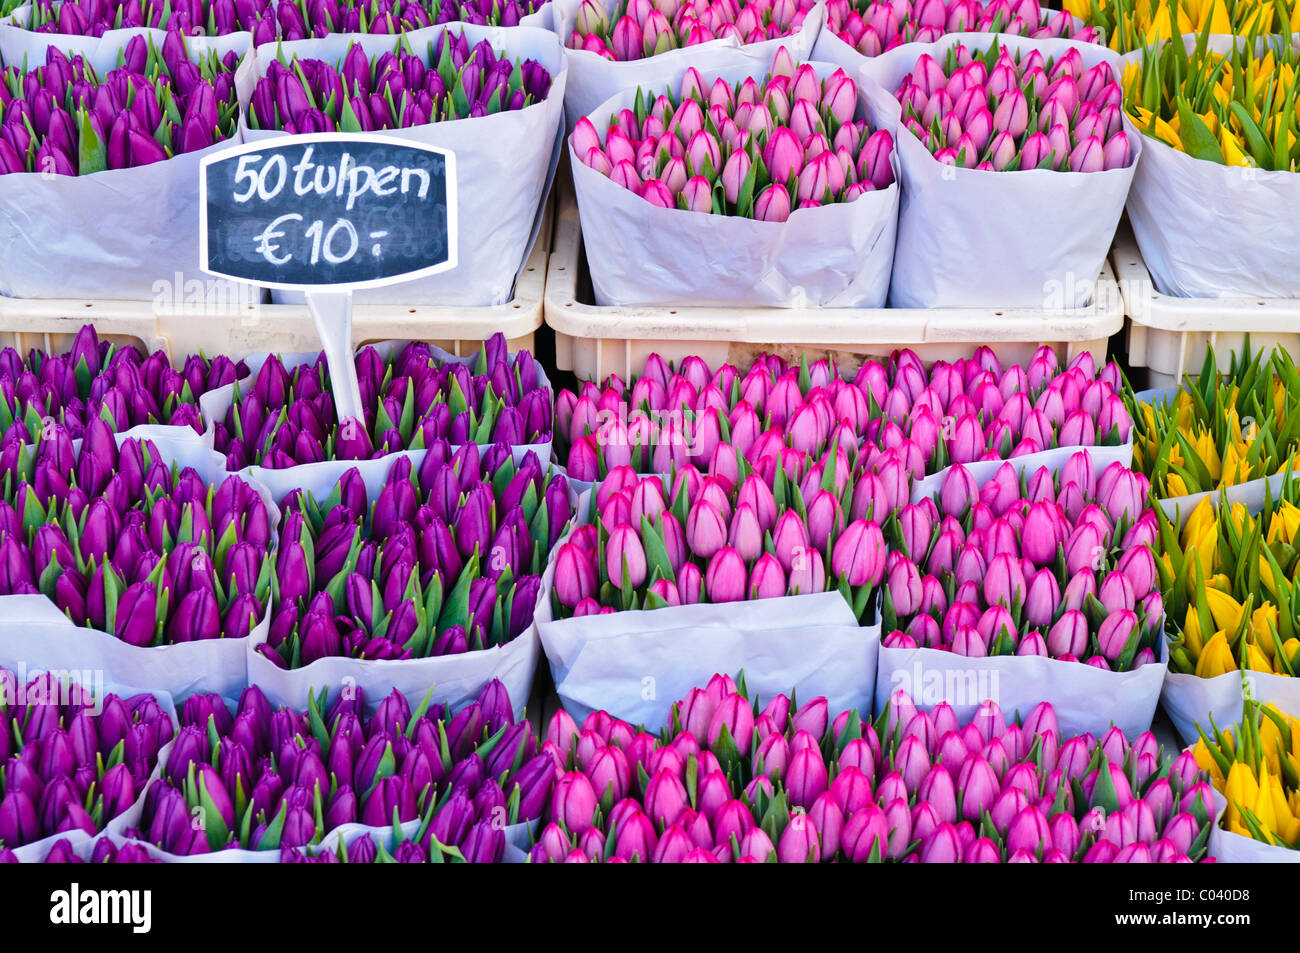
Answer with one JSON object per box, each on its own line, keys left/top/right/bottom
{"left": 1193, "top": 738, "right": 1225, "bottom": 788}
{"left": 1260, "top": 555, "right": 1279, "bottom": 599}
{"left": 1220, "top": 442, "right": 1252, "bottom": 487}
{"left": 1246, "top": 642, "right": 1274, "bottom": 673}
{"left": 1268, "top": 502, "right": 1300, "bottom": 545}
{"left": 1166, "top": 472, "right": 1190, "bottom": 497}
{"left": 1252, "top": 604, "right": 1280, "bottom": 657}
{"left": 1253, "top": 762, "right": 1280, "bottom": 835}
{"left": 1183, "top": 605, "right": 1205, "bottom": 657}
{"left": 1182, "top": 497, "right": 1218, "bottom": 549}
{"left": 1225, "top": 762, "right": 1260, "bottom": 832}
{"left": 1196, "top": 632, "right": 1238, "bottom": 677}
{"left": 1205, "top": 589, "right": 1245, "bottom": 633}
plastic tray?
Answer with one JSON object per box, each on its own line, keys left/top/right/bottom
{"left": 545, "top": 188, "right": 1124, "bottom": 381}
{"left": 1113, "top": 224, "right": 1300, "bottom": 389}
{"left": 0, "top": 201, "right": 552, "bottom": 363}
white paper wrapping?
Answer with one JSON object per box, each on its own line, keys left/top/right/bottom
{"left": 243, "top": 447, "right": 578, "bottom": 719}
{"left": 1210, "top": 817, "right": 1300, "bottom": 863}
{"left": 1161, "top": 669, "right": 1300, "bottom": 749}
{"left": 572, "top": 61, "right": 899, "bottom": 308}
{"left": 247, "top": 627, "right": 540, "bottom": 721}
{"left": 0, "top": 28, "right": 256, "bottom": 300}
{"left": 536, "top": 489, "right": 876, "bottom": 722}
{"left": 857, "top": 33, "right": 1139, "bottom": 308}
{"left": 541, "top": 597, "right": 877, "bottom": 727}
{"left": 552, "top": 0, "right": 824, "bottom": 129}
{"left": 875, "top": 637, "right": 1167, "bottom": 737}
{"left": 1122, "top": 36, "right": 1300, "bottom": 299}
{"left": 310, "top": 816, "right": 536, "bottom": 860}
{"left": 246, "top": 24, "right": 566, "bottom": 306}
{"left": 7, "top": 675, "right": 177, "bottom": 864}
{"left": 908, "top": 440, "right": 1134, "bottom": 503}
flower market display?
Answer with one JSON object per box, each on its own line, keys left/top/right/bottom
{"left": 823, "top": 0, "right": 1102, "bottom": 56}
{"left": 259, "top": 446, "right": 571, "bottom": 667}
{"left": 0, "top": 36, "right": 243, "bottom": 175}
{"left": 0, "top": 0, "right": 1296, "bottom": 877}
{"left": 249, "top": 34, "right": 555, "bottom": 132}
{"left": 572, "top": 58, "right": 894, "bottom": 217}
{"left": 212, "top": 336, "right": 551, "bottom": 470}
{"left": 893, "top": 41, "right": 1133, "bottom": 171}
{"left": 530, "top": 674, "right": 1218, "bottom": 862}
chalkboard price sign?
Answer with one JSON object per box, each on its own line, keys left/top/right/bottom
{"left": 200, "top": 133, "right": 458, "bottom": 291}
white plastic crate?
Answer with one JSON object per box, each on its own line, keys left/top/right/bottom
{"left": 546, "top": 188, "right": 1124, "bottom": 381}
{"left": 1113, "top": 224, "right": 1300, "bottom": 389}
{"left": 0, "top": 201, "right": 552, "bottom": 363}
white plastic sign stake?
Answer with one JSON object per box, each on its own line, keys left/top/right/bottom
{"left": 198, "top": 132, "right": 459, "bottom": 422}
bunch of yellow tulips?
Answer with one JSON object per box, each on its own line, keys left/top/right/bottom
{"left": 1121, "top": 28, "right": 1300, "bottom": 171}
{"left": 1124, "top": 341, "right": 1300, "bottom": 498}
{"left": 1194, "top": 700, "right": 1300, "bottom": 847}
{"left": 1067, "top": 0, "right": 1300, "bottom": 54}
{"left": 1158, "top": 479, "right": 1300, "bottom": 678}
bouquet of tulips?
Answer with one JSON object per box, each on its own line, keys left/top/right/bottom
{"left": 3, "top": 837, "right": 158, "bottom": 862}
{"left": 1123, "top": 32, "right": 1299, "bottom": 171}
{"left": 1, "top": 424, "right": 274, "bottom": 650}
{"left": 530, "top": 674, "right": 1217, "bottom": 862}
{"left": 0, "top": 669, "right": 174, "bottom": 854}
{"left": 883, "top": 454, "right": 1162, "bottom": 670}
{"left": 1194, "top": 700, "right": 1300, "bottom": 857}
{"left": 1119, "top": 32, "right": 1300, "bottom": 296}
{"left": 0, "top": 35, "right": 242, "bottom": 176}
{"left": 211, "top": 336, "right": 550, "bottom": 471}
{"left": 1067, "top": 0, "right": 1300, "bottom": 53}
{"left": 572, "top": 48, "right": 899, "bottom": 308}
{"left": 130, "top": 680, "right": 552, "bottom": 858}
{"left": 249, "top": 33, "right": 554, "bottom": 133}
{"left": 574, "top": 57, "right": 894, "bottom": 218}
{"left": 1123, "top": 343, "right": 1300, "bottom": 500}
{"left": 862, "top": 35, "right": 1137, "bottom": 308}
{"left": 259, "top": 444, "right": 571, "bottom": 669}
{"left": 893, "top": 42, "right": 1133, "bottom": 171}
{"left": 1160, "top": 491, "right": 1300, "bottom": 681}
{"left": 822, "top": 0, "right": 1101, "bottom": 61}
{"left": 246, "top": 24, "right": 563, "bottom": 308}
{"left": 549, "top": 462, "right": 885, "bottom": 622}
{"left": 279, "top": 0, "right": 549, "bottom": 36}
{"left": 0, "top": 324, "right": 245, "bottom": 443}
{"left": 565, "top": 0, "right": 816, "bottom": 60}
{"left": 24, "top": 0, "right": 276, "bottom": 37}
